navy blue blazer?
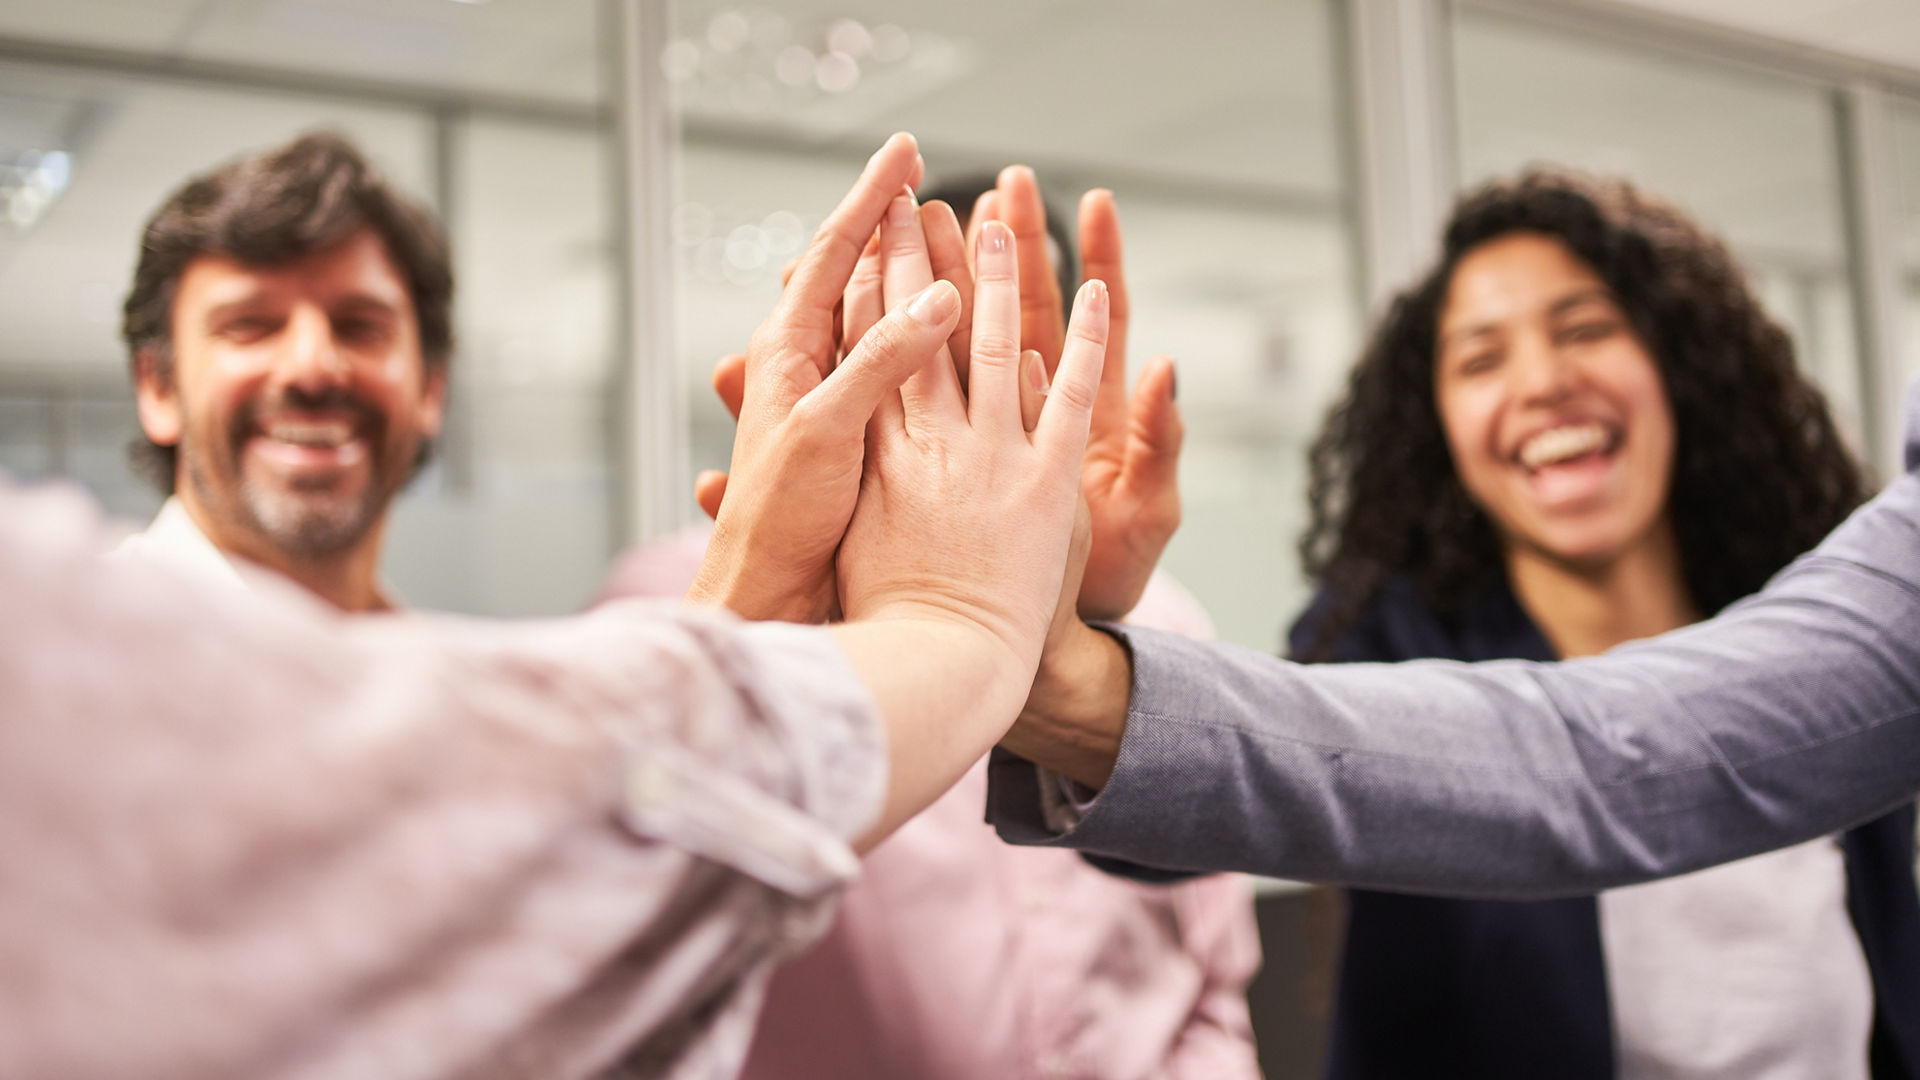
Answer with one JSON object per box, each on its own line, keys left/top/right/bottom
{"left": 1293, "top": 577, "right": 1920, "bottom": 1080}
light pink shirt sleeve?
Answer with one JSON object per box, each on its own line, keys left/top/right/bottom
{"left": 709, "top": 560, "right": 1262, "bottom": 1080}
{"left": 0, "top": 483, "right": 885, "bottom": 1080}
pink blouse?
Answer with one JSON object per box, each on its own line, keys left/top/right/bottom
{"left": 606, "top": 525, "right": 1265, "bottom": 1080}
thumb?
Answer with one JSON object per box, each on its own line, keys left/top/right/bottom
{"left": 805, "top": 280, "right": 962, "bottom": 432}
{"left": 1123, "top": 355, "right": 1184, "bottom": 496}
{"left": 694, "top": 470, "right": 728, "bottom": 520}
{"left": 711, "top": 353, "right": 747, "bottom": 421}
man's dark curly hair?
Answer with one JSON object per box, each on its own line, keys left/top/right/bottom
{"left": 122, "top": 130, "right": 453, "bottom": 494}
{"left": 1296, "top": 170, "right": 1866, "bottom": 660}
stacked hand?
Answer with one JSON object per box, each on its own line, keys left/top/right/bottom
{"left": 687, "top": 132, "right": 1107, "bottom": 658}
{"left": 685, "top": 134, "right": 935, "bottom": 624}
{"left": 838, "top": 190, "right": 1108, "bottom": 667}
{"left": 695, "top": 162, "right": 1184, "bottom": 626}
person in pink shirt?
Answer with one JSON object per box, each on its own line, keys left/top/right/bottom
{"left": 602, "top": 524, "right": 1261, "bottom": 1080}
{"left": 622, "top": 167, "right": 1261, "bottom": 1080}
{"left": 0, "top": 131, "right": 1121, "bottom": 1079}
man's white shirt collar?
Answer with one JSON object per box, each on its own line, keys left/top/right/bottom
{"left": 110, "top": 497, "right": 248, "bottom": 590}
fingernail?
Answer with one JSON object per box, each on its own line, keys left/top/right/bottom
{"left": 980, "top": 221, "right": 1011, "bottom": 255}
{"left": 1168, "top": 359, "right": 1178, "bottom": 401}
{"left": 888, "top": 191, "right": 915, "bottom": 228}
{"left": 1079, "top": 278, "right": 1108, "bottom": 314}
{"left": 873, "top": 131, "right": 914, "bottom": 164}
{"left": 1024, "top": 349, "right": 1050, "bottom": 393}
{"left": 907, "top": 281, "right": 959, "bottom": 325}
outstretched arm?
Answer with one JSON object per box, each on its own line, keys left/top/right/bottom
{"left": 0, "top": 482, "right": 886, "bottom": 1079}
{"left": 995, "top": 473, "right": 1920, "bottom": 898}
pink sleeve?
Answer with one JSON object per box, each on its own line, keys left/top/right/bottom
{"left": 1165, "top": 873, "right": 1265, "bottom": 1079}
{"left": 1121, "top": 568, "right": 1218, "bottom": 641}
{"left": 0, "top": 483, "right": 883, "bottom": 1080}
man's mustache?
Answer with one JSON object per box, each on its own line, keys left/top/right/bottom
{"left": 226, "top": 388, "right": 386, "bottom": 459}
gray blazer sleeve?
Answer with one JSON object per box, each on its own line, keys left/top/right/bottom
{"left": 989, "top": 472, "right": 1920, "bottom": 900}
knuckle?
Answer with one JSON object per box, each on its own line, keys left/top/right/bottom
{"left": 1051, "top": 374, "right": 1098, "bottom": 412}
{"left": 859, "top": 315, "right": 912, "bottom": 355}
{"left": 785, "top": 395, "right": 837, "bottom": 444}
{"left": 969, "top": 330, "right": 1019, "bottom": 360}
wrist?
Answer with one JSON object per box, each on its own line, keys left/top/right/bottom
{"left": 688, "top": 524, "right": 829, "bottom": 623}
{"left": 852, "top": 596, "right": 1030, "bottom": 667}
{"left": 1001, "top": 618, "right": 1130, "bottom": 789}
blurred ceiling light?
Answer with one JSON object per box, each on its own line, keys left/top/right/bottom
{"left": 665, "top": 12, "right": 960, "bottom": 125}
{"left": 1, "top": 150, "right": 72, "bottom": 234}
{"left": 826, "top": 19, "right": 872, "bottom": 60}
{"left": 725, "top": 223, "right": 770, "bottom": 271}
{"left": 814, "top": 51, "right": 859, "bottom": 93}
{"left": 760, "top": 210, "right": 803, "bottom": 255}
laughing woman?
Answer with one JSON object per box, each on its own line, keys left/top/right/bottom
{"left": 1294, "top": 172, "right": 1920, "bottom": 1079}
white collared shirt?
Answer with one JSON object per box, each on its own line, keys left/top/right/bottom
{"left": 110, "top": 496, "right": 401, "bottom": 608}
{"left": 110, "top": 496, "right": 248, "bottom": 589}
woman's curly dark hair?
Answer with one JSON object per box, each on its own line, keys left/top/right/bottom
{"left": 1296, "top": 170, "right": 1867, "bottom": 660}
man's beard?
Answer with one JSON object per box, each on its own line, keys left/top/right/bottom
{"left": 184, "top": 386, "right": 408, "bottom": 561}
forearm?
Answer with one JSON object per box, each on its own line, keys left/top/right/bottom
{"left": 1, "top": 485, "right": 883, "bottom": 1076}
{"left": 831, "top": 614, "right": 1037, "bottom": 849}
{"left": 995, "top": 476, "right": 1920, "bottom": 896}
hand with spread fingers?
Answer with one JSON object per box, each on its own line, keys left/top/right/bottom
{"left": 692, "top": 186, "right": 1013, "bottom": 582}
{"left": 835, "top": 190, "right": 1110, "bottom": 828}
{"left": 691, "top": 161, "right": 1172, "bottom": 630}
{"left": 685, "top": 133, "right": 940, "bottom": 623}
{"left": 973, "top": 169, "right": 1185, "bottom": 621}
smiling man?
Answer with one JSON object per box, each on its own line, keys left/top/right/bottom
{"left": 117, "top": 132, "right": 450, "bottom": 611}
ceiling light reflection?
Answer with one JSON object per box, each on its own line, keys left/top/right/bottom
{"left": 825, "top": 18, "right": 872, "bottom": 59}
{"left": 814, "top": 51, "right": 859, "bottom": 93}
{"left": 662, "top": 11, "right": 954, "bottom": 120}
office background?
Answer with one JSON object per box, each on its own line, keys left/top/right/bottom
{"left": 2, "top": 0, "right": 1916, "bottom": 1071}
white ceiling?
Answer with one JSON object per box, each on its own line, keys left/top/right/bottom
{"left": 1613, "top": 0, "right": 1920, "bottom": 73}
{"left": 0, "top": 0, "right": 605, "bottom": 105}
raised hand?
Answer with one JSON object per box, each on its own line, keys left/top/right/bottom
{"left": 835, "top": 192, "right": 1109, "bottom": 826}
{"left": 685, "top": 133, "right": 955, "bottom": 623}
{"left": 975, "top": 172, "right": 1184, "bottom": 620}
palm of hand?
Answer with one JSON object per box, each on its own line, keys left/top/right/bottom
{"left": 1078, "top": 445, "right": 1176, "bottom": 620}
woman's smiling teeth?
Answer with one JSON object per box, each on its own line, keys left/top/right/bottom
{"left": 1518, "top": 423, "right": 1612, "bottom": 471}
